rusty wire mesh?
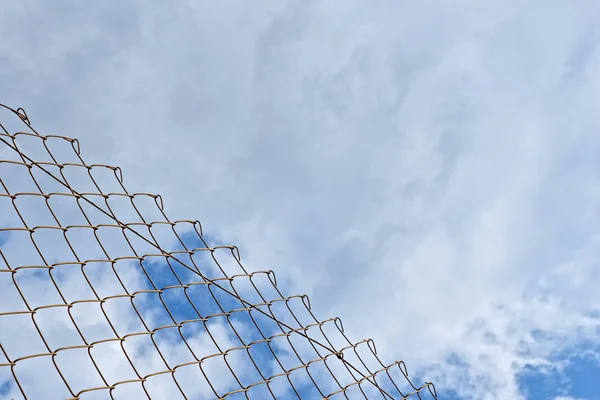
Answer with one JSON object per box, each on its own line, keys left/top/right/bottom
{"left": 0, "top": 103, "right": 437, "bottom": 400}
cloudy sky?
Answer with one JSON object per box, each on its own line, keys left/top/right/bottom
{"left": 2, "top": 1, "right": 600, "bottom": 399}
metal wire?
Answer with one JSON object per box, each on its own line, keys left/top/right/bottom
{"left": 0, "top": 103, "right": 437, "bottom": 400}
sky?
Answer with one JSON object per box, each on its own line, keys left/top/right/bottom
{"left": 1, "top": 1, "right": 600, "bottom": 399}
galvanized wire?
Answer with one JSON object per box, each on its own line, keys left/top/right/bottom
{"left": 0, "top": 103, "right": 437, "bottom": 400}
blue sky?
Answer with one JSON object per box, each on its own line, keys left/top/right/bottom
{"left": 517, "top": 353, "right": 600, "bottom": 400}
{"left": 2, "top": 1, "right": 600, "bottom": 399}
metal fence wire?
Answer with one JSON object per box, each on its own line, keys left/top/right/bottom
{"left": 0, "top": 104, "right": 437, "bottom": 400}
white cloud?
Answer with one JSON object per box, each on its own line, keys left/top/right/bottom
{"left": 554, "top": 397, "right": 584, "bottom": 400}
{"left": 2, "top": 1, "right": 600, "bottom": 399}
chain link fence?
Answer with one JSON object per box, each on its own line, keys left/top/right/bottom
{"left": 0, "top": 103, "right": 437, "bottom": 400}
